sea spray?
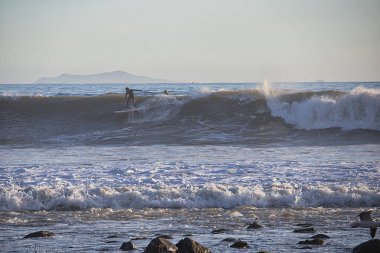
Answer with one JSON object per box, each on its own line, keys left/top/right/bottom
{"left": 259, "top": 82, "right": 380, "bottom": 131}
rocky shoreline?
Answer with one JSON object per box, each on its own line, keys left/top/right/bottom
{"left": 22, "top": 219, "right": 380, "bottom": 253}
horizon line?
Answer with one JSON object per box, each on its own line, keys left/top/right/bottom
{"left": 1, "top": 80, "right": 380, "bottom": 85}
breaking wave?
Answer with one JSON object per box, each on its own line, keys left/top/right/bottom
{"left": 1, "top": 85, "right": 379, "bottom": 146}
{"left": 262, "top": 84, "right": 380, "bottom": 131}
{"left": 1, "top": 183, "right": 379, "bottom": 211}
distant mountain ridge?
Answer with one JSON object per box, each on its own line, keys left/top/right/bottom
{"left": 35, "top": 71, "right": 171, "bottom": 84}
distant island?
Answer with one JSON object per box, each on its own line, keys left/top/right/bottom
{"left": 34, "top": 71, "right": 172, "bottom": 84}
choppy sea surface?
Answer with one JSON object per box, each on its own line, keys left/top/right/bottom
{"left": 0, "top": 81, "right": 379, "bottom": 252}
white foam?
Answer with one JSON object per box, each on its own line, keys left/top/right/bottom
{"left": 261, "top": 84, "right": 380, "bottom": 131}
{"left": 124, "top": 94, "right": 185, "bottom": 124}
{"left": 1, "top": 182, "right": 379, "bottom": 211}
{"left": 1, "top": 145, "right": 378, "bottom": 212}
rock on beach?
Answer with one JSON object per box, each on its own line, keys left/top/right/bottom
{"left": 120, "top": 241, "right": 137, "bottom": 251}
{"left": 144, "top": 237, "right": 177, "bottom": 253}
{"left": 230, "top": 240, "right": 249, "bottom": 248}
{"left": 143, "top": 237, "right": 211, "bottom": 253}
{"left": 246, "top": 221, "right": 263, "bottom": 229}
{"left": 176, "top": 237, "right": 211, "bottom": 253}
{"left": 297, "top": 238, "right": 325, "bottom": 245}
{"left": 352, "top": 239, "right": 380, "bottom": 253}
{"left": 310, "top": 234, "right": 330, "bottom": 239}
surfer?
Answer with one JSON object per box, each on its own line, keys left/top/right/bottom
{"left": 125, "top": 87, "right": 141, "bottom": 108}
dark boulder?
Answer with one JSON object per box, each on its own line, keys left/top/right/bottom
{"left": 222, "top": 238, "right": 237, "bottom": 242}
{"left": 246, "top": 221, "right": 263, "bottom": 229}
{"left": 297, "top": 238, "right": 325, "bottom": 245}
{"left": 176, "top": 237, "right": 211, "bottom": 253}
{"left": 352, "top": 239, "right": 380, "bottom": 253}
{"left": 310, "top": 234, "right": 330, "bottom": 239}
{"left": 120, "top": 241, "right": 137, "bottom": 251}
{"left": 23, "top": 231, "right": 55, "bottom": 239}
{"left": 144, "top": 237, "right": 177, "bottom": 253}
{"left": 230, "top": 240, "right": 249, "bottom": 248}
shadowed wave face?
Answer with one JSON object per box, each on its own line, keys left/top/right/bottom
{"left": 1, "top": 88, "right": 379, "bottom": 146}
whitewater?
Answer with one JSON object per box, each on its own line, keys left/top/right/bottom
{"left": 0, "top": 82, "right": 379, "bottom": 252}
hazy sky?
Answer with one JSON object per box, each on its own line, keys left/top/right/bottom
{"left": 0, "top": 0, "right": 379, "bottom": 83}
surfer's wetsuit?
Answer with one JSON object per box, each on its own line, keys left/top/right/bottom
{"left": 125, "top": 88, "right": 141, "bottom": 107}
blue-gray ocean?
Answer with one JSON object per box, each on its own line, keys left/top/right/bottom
{"left": 1, "top": 82, "right": 379, "bottom": 252}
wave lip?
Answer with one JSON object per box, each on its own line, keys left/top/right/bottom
{"left": 1, "top": 183, "right": 379, "bottom": 211}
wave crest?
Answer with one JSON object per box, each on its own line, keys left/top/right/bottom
{"left": 263, "top": 85, "right": 380, "bottom": 131}
{"left": 1, "top": 183, "right": 379, "bottom": 211}
{"left": 1, "top": 87, "right": 379, "bottom": 145}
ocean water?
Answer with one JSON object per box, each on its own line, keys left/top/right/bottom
{"left": 0, "top": 82, "right": 379, "bottom": 252}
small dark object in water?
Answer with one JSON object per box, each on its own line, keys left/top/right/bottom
{"left": 296, "top": 223, "right": 314, "bottom": 227}
{"left": 247, "top": 221, "right": 263, "bottom": 229}
{"left": 293, "top": 227, "right": 315, "bottom": 233}
{"left": 23, "top": 231, "right": 55, "bottom": 239}
{"left": 211, "top": 228, "right": 232, "bottom": 234}
{"left": 131, "top": 236, "right": 148, "bottom": 240}
{"left": 106, "top": 240, "right": 118, "bottom": 244}
{"left": 298, "top": 238, "right": 325, "bottom": 245}
{"left": 230, "top": 240, "right": 249, "bottom": 248}
{"left": 222, "top": 238, "right": 237, "bottom": 242}
{"left": 310, "top": 234, "right": 330, "bottom": 239}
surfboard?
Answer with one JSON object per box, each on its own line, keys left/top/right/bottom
{"left": 114, "top": 107, "right": 147, "bottom": 114}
